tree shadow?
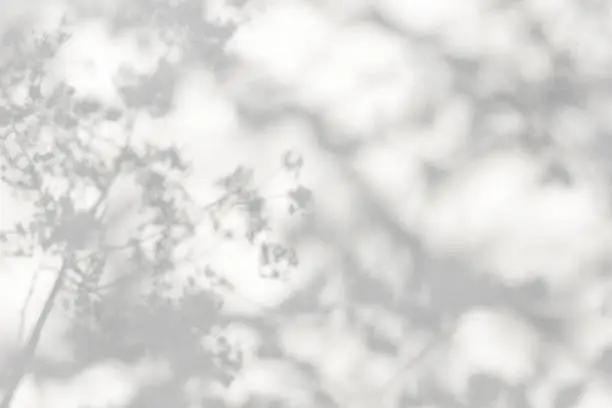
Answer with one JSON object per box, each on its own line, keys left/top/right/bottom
{"left": 3, "top": 1, "right": 612, "bottom": 408}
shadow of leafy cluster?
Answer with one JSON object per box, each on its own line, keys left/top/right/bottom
{"left": 2, "top": 1, "right": 612, "bottom": 408}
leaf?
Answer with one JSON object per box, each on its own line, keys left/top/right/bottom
{"left": 282, "top": 150, "right": 303, "bottom": 171}
{"left": 272, "top": 244, "right": 286, "bottom": 260}
{"left": 288, "top": 186, "right": 312, "bottom": 209}
{"left": 287, "top": 249, "right": 298, "bottom": 266}
{"left": 158, "top": 147, "right": 183, "bottom": 169}
{"left": 216, "top": 166, "right": 253, "bottom": 190}
{"left": 218, "top": 277, "right": 235, "bottom": 290}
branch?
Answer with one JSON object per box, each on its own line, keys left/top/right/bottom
{"left": 0, "top": 260, "right": 67, "bottom": 408}
{"left": 16, "top": 266, "right": 45, "bottom": 345}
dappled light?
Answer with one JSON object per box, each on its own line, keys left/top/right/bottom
{"left": 2, "top": 0, "right": 612, "bottom": 408}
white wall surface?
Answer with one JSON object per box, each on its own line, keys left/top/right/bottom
{"left": 3, "top": 1, "right": 612, "bottom": 407}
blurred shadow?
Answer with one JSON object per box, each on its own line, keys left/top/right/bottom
{"left": 3, "top": 1, "right": 612, "bottom": 408}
